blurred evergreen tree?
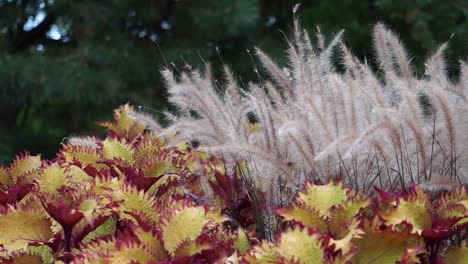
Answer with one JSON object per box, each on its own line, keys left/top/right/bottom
{"left": 0, "top": 0, "right": 466, "bottom": 164}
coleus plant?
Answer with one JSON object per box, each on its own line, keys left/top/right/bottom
{"left": 0, "top": 105, "right": 466, "bottom": 263}
{"left": 0, "top": 105, "right": 252, "bottom": 263}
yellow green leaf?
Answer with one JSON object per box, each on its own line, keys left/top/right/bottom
{"left": 102, "top": 137, "right": 134, "bottom": 165}
{"left": 161, "top": 206, "right": 207, "bottom": 254}
{"left": 113, "top": 186, "right": 159, "bottom": 225}
{"left": 453, "top": 217, "right": 468, "bottom": 231}
{"left": 68, "top": 165, "right": 92, "bottom": 183}
{"left": 242, "top": 241, "right": 279, "bottom": 263}
{"left": 174, "top": 240, "right": 211, "bottom": 258}
{"left": 0, "top": 166, "right": 12, "bottom": 187}
{"left": 37, "top": 163, "right": 66, "bottom": 194}
{"left": 90, "top": 176, "right": 125, "bottom": 197}
{"left": 275, "top": 228, "right": 324, "bottom": 264}
{"left": 134, "top": 134, "right": 167, "bottom": 163}
{"left": 9, "top": 153, "right": 41, "bottom": 183}
{"left": 133, "top": 226, "right": 168, "bottom": 260}
{"left": 342, "top": 198, "right": 370, "bottom": 220}
{"left": 436, "top": 187, "right": 467, "bottom": 218}
{"left": 277, "top": 204, "right": 327, "bottom": 232}
{"left": 79, "top": 199, "right": 98, "bottom": 216}
{"left": 147, "top": 173, "right": 181, "bottom": 197}
{"left": 60, "top": 144, "right": 101, "bottom": 168}
{"left": 328, "top": 198, "right": 370, "bottom": 236}
{"left": 108, "top": 242, "right": 154, "bottom": 264}
{"left": 80, "top": 199, "right": 98, "bottom": 222}
{"left": 99, "top": 104, "right": 146, "bottom": 140}
{"left": 143, "top": 160, "right": 175, "bottom": 177}
{"left": 298, "top": 181, "right": 348, "bottom": 217}
{"left": 205, "top": 207, "right": 228, "bottom": 225}
{"left": 79, "top": 239, "right": 115, "bottom": 264}
{"left": 0, "top": 210, "right": 54, "bottom": 252}
{"left": 27, "top": 245, "right": 55, "bottom": 264}
{"left": 351, "top": 220, "right": 421, "bottom": 264}
{"left": 328, "top": 220, "right": 363, "bottom": 257}
{"left": 443, "top": 243, "right": 468, "bottom": 264}
{"left": 380, "top": 199, "right": 431, "bottom": 234}
{"left": 81, "top": 217, "right": 116, "bottom": 244}
{"left": 234, "top": 228, "right": 250, "bottom": 254}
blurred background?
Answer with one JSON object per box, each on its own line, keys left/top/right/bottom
{"left": 0, "top": 0, "right": 467, "bottom": 164}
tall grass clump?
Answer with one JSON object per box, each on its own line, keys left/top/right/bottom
{"left": 133, "top": 17, "right": 468, "bottom": 229}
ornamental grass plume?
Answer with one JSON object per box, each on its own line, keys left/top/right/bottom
{"left": 154, "top": 18, "right": 467, "bottom": 212}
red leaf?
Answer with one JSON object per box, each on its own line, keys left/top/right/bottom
{"left": 43, "top": 199, "right": 85, "bottom": 230}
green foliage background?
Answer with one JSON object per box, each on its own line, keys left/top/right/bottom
{"left": 0, "top": 0, "right": 467, "bottom": 164}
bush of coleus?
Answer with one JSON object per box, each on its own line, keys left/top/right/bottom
{"left": 0, "top": 105, "right": 466, "bottom": 263}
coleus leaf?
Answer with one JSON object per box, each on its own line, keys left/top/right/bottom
{"left": 277, "top": 181, "right": 369, "bottom": 237}
{"left": 36, "top": 163, "right": 67, "bottom": 195}
{"left": 8, "top": 152, "right": 42, "bottom": 184}
{"left": 67, "top": 165, "right": 94, "bottom": 183}
{"left": 234, "top": 228, "right": 250, "bottom": 255}
{"left": 77, "top": 237, "right": 156, "bottom": 264}
{"left": 399, "top": 244, "right": 427, "bottom": 264}
{"left": 111, "top": 164, "right": 160, "bottom": 191}
{"left": 88, "top": 175, "right": 125, "bottom": 197}
{"left": 173, "top": 239, "right": 212, "bottom": 259}
{"left": 1, "top": 253, "right": 43, "bottom": 264}
{"left": 276, "top": 203, "right": 328, "bottom": 232}
{"left": 58, "top": 143, "right": 103, "bottom": 169}
{"left": 243, "top": 227, "right": 326, "bottom": 263}
{"left": 379, "top": 186, "right": 432, "bottom": 234}
{"left": 133, "top": 133, "right": 167, "bottom": 163}
{"left": 109, "top": 240, "right": 155, "bottom": 264}
{"left": 130, "top": 224, "right": 168, "bottom": 260}
{"left": 351, "top": 220, "right": 422, "bottom": 263}
{"left": 42, "top": 199, "right": 85, "bottom": 231}
{"left": 0, "top": 166, "right": 12, "bottom": 188}
{"left": 275, "top": 227, "right": 326, "bottom": 264}
{"left": 74, "top": 215, "right": 116, "bottom": 246}
{"left": 161, "top": 204, "right": 208, "bottom": 254}
{"left": 140, "top": 159, "right": 176, "bottom": 178}
{"left": 374, "top": 186, "right": 395, "bottom": 204}
{"left": 102, "top": 137, "right": 135, "bottom": 165}
{"left": 327, "top": 197, "right": 370, "bottom": 236}
{"left": 75, "top": 238, "right": 115, "bottom": 264}
{"left": 443, "top": 242, "right": 468, "bottom": 264}
{"left": 146, "top": 173, "right": 181, "bottom": 198}
{"left": 179, "top": 232, "right": 237, "bottom": 263}
{"left": 0, "top": 208, "right": 54, "bottom": 252}
{"left": 421, "top": 216, "right": 467, "bottom": 245}
{"left": 112, "top": 184, "right": 159, "bottom": 225}
{"left": 242, "top": 240, "right": 281, "bottom": 263}
{"left": 435, "top": 186, "right": 467, "bottom": 219}
{"left": 98, "top": 104, "right": 146, "bottom": 141}
{"left": 0, "top": 184, "right": 34, "bottom": 206}
{"left": 29, "top": 245, "right": 55, "bottom": 264}
{"left": 326, "top": 219, "right": 364, "bottom": 258}
{"left": 297, "top": 181, "right": 349, "bottom": 217}
{"left": 3, "top": 245, "right": 57, "bottom": 264}
{"left": 380, "top": 198, "right": 432, "bottom": 234}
